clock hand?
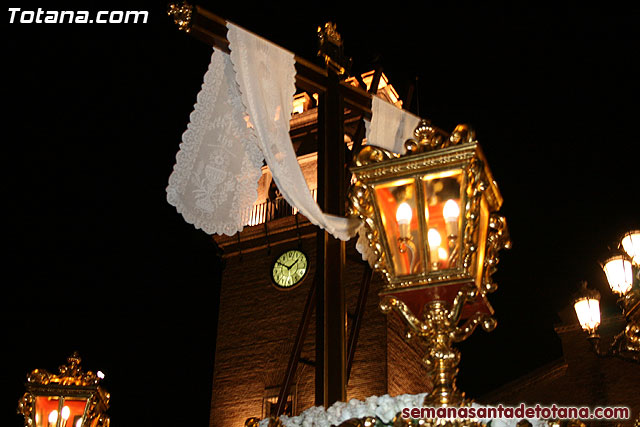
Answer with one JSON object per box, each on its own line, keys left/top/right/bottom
{"left": 287, "top": 259, "right": 299, "bottom": 270}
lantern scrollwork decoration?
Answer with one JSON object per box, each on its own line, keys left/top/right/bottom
{"left": 348, "top": 118, "right": 511, "bottom": 410}
{"left": 17, "top": 352, "right": 110, "bottom": 427}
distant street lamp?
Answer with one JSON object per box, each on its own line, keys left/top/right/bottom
{"left": 17, "top": 353, "right": 110, "bottom": 427}
{"left": 349, "top": 119, "right": 511, "bottom": 408}
{"left": 573, "top": 230, "right": 640, "bottom": 363}
{"left": 573, "top": 282, "right": 602, "bottom": 337}
{"left": 620, "top": 230, "right": 640, "bottom": 265}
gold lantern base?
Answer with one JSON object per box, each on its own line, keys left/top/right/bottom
{"left": 381, "top": 284, "right": 497, "bottom": 408}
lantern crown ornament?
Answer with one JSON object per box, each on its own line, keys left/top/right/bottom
{"left": 349, "top": 119, "right": 511, "bottom": 409}
{"left": 18, "top": 353, "right": 110, "bottom": 427}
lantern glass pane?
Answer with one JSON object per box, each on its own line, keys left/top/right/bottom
{"left": 35, "top": 396, "right": 61, "bottom": 427}
{"left": 34, "top": 396, "right": 90, "bottom": 427}
{"left": 372, "top": 178, "right": 424, "bottom": 276}
{"left": 62, "top": 398, "right": 89, "bottom": 427}
{"left": 574, "top": 297, "right": 601, "bottom": 332}
{"left": 421, "top": 169, "right": 464, "bottom": 271}
{"left": 602, "top": 256, "right": 633, "bottom": 295}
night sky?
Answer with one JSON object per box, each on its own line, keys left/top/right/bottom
{"left": 3, "top": 2, "right": 639, "bottom": 427}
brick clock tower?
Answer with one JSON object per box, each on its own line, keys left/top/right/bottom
{"left": 209, "top": 73, "right": 431, "bottom": 427}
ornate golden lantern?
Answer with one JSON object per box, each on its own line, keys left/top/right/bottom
{"left": 17, "top": 353, "right": 110, "bottom": 427}
{"left": 349, "top": 119, "right": 511, "bottom": 407}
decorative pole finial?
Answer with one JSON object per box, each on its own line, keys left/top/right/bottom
{"left": 317, "top": 22, "right": 352, "bottom": 78}
{"left": 168, "top": 1, "right": 194, "bottom": 33}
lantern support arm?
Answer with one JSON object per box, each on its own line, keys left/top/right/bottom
{"left": 447, "top": 284, "right": 477, "bottom": 324}
{"left": 451, "top": 312, "right": 497, "bottom": 343}
{"left": 380, "top": 296, "right": 427, "bottom": 335}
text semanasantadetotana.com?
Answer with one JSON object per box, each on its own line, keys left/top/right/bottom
{"left": 8, "top": 8, "right": 148, "bottom": 24}
{"left": 401, "top": 404, "right": 630, "bottom": 421}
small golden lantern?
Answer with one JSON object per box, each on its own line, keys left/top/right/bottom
{"left": 349, "top": 119, "right": 511, "bottom": 407}
{"left": 18, "top": 353, "right": 110, "bottom": 427}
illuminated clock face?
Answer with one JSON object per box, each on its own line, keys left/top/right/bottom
{"left": 272, "top": 249, "right": 309, "bottom": 289}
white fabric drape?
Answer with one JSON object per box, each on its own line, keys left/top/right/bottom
{"left": 364, "top": 96, "right": 422, "bottom": 154}
{"left": 227, "top": 23, "right": 360, "bottom": 241}
{"left": 166, "top": 48, "right": 264, "bottom": 236}
{"left": 167, "top": 22, "right": 360, "bottom": 240}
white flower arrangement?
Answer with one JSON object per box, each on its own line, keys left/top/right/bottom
{"left": 257, "top": 394, "right": 552, "bottom": 427}
{"left": 259, "top": 393, "right": 425, "bottom": 426}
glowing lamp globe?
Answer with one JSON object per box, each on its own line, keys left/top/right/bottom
{"left": 620, "top": 230, "right": 640, "bottom": 266}
{"left": 573, "top": 283, "right": 601, "bottom": 336}
{"left": 574, "top": 297, "right": 601, "bottom": 335}
{"left": 602, "top": 255, "right": 634, "bottom": 296}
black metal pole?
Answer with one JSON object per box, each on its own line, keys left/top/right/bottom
{"left": 316, "top": 69, "right": 347, "bottom": 407}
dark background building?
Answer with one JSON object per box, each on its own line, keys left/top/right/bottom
{"left": 3, "top": 2, "right": 639, "bottom": 427}
{"left": 482, "top": 306, "right": 640, "bottom": 425}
